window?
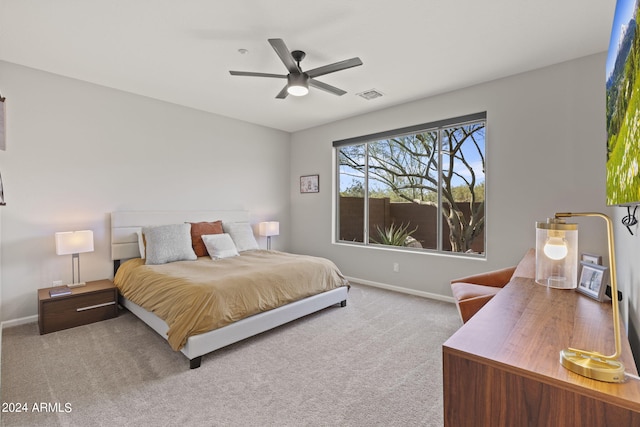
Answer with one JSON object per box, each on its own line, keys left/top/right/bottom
{"left": 335, "top": 112, "right": 486, "bottom": 256}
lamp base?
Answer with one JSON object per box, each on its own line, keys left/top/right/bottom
{"left": 67, "top": 282, "right": 86, "bottom": 288}
{"left": 560, "top": 349, "right": 625, "bottom": 383}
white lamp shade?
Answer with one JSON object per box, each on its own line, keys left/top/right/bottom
{"left": 287, "top": 85, "right": 309, "bottom": 96}
{"left": 259, "top": 221, "right": 280, "bottom": 237}
{"left": 287, "top": 74, "right": 309, "bottom": 96}
{"left": 55, "top": 230, "right": 94, "bottom": 255}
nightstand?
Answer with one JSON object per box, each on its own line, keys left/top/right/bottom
{"left": 38, "top": 279, "right": 118, "bottom": 334}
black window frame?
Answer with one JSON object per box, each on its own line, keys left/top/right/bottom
{"left": 333, "top": 112, "right": 487, "bottom": 257}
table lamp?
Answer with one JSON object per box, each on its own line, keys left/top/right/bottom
{"left": 258, "top": 221, "right": 279, "bottom": 250}
{"left": 55, "top": 230, "right": 94, "bottom": 287}
{"left": 539, "top": 212, "right": 624, "bottom": 383}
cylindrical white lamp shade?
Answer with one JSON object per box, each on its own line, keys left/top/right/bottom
{"left": 55, "top": 230, "right": 94, "bottom": 255}
{"left": 535, "top": 219, "right": 578, "bottom": 289}
{"left": 287, "top": 74, "right": 309, "bottom": 96}
{"left": 259, "top": 221, "right": 280, "bottom": 237}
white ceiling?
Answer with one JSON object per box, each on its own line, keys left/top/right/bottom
{"left": 0, "top": 0, "right": 617, "bottom": 133}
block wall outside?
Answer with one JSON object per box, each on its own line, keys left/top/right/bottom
{"left": 338, "top": 197, "right": 484, "bottom": 253}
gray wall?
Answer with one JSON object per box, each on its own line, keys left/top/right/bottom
{"left": 615, "top": 206, "right": 640, "bottom": 362}
{"left": 0, "top": 61, "right": 292, "bottom": 322}
{"left": 289, "top": 51, "right": 640, "bottom": 359}
{"left": 289, "top": 53, "right": 617, "bottom": 303}
{"left": 2, "top": 53, "right": 639, "bottom": 363}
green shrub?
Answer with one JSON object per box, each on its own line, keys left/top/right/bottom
{"left": 372, "top": 222, "right": 418, "bottom": 246}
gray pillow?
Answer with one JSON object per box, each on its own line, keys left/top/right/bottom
{"left": 142, "top": 223, "right": 197, "bottom": 265}
{"left": 222, "top": 222, "right": 259, "bottom": 252}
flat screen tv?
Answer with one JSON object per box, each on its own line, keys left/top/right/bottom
{"left": 606, "top": 0, "right": 640, "bottom": 206}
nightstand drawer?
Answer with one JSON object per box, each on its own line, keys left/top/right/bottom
{"left": 38, "top": 280, "right": 118, "bottom": 334}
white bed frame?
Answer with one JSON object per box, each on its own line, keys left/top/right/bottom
{"left": 111, "top": 211, "right": 348, "bottom": 369}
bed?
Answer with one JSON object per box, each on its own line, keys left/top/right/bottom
{"left": 111, "top": 210, "right": 349, "bottom": 369}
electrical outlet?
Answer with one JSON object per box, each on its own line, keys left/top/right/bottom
{"left": 393, "top": 262, "right": 400, "bottom": 273}
{"left": 52, "top": 280, "right": 63, "bottom": 287}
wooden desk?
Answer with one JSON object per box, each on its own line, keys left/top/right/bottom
{"left": 443, "top": 276, "right": 640, "bottom": 426}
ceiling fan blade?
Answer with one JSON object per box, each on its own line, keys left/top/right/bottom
{"left": 306, "top": 57, "right": 363, "bottom": 78}
{"left": 268, "top": 38, "right": 301, "bottom": 74}
{"left": 275, "top": 85, "right": 289, "bottom": 99}
{"left": 309, "top": 79, "right": 347, "bottom": 96}
{"left": 229, "top": 71, "right": 286, "bottom": 79}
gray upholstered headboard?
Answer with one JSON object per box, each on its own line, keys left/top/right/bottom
{"left": 110, "top": 210, "right": 250, "bottom": 261}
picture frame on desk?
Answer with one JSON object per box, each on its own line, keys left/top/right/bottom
{"left": 581, "top": 252, "right": 602, "bottom": 265}
{"left": 577, "top": 261, "right": 608, "bottom": 302}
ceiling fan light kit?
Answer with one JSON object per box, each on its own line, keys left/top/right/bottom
{"left": 286, "top": 73, "right": 309, "bottom": 96}
{"left": 229, "top": 38, "right": 362, "bottom": 99}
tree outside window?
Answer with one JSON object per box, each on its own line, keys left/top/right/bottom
{"left": 335, "top": 113, "right": 486, "bottom": 256}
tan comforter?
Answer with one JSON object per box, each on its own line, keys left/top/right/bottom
{"left": 114, "top": 250, "right": 349, "bottom": 351}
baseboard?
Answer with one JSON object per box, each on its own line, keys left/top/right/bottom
{"left": 345, "top": 276, "right": 455, "bottom": 304}
{"left": 0, "top": 283, "right": 455, "bottom": 328}
{"left": 1, "top": 314, "right": 38, "bottom": 329}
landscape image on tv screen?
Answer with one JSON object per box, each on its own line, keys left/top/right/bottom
{"left": 606, "top": 0, "right": 640, "bottom": 206}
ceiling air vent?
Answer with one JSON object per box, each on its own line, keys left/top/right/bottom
{"left": 356, "top": 89, "right": 383, "bottom": 100}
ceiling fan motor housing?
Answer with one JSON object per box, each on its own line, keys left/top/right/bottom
{"left": 291, "top": 50, "right": 306, "bottom": 64}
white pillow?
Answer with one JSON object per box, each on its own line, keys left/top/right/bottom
{"left": 202, "top": 233, "right": 239, "bottom": 259}
{"left": 222, "top": 222, "right": 259, "bottom": 252}
{"left": 142, "top": 223, "right": 197, "bottom": 265}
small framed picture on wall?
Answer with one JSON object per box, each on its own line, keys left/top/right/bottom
{"left": 300, "top": 174, "right": 319, "bottom": 193}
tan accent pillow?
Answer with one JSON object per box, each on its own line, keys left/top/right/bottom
{"left": 189, "top": 221, "right": 223, "bottom": 257}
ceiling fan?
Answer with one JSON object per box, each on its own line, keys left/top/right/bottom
{"left": 229, "top": 38, "right": 363, "bottom": 99}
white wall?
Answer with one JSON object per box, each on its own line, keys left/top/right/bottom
{"left": 3, "top": 53, "right": 639, "bottom": 362}
{"left": 0, "top": 60, "right": 292, "bottom": 322}
{"left": 615, "top": 207, "right": 640, "bottom": 361}
{"left": 0, "top": 205, "right": 3, "bottom": 385}
{"left": 290, "top": 53, "right": 613, "bottom": 301}
{"left": 290, "top": 51, "right": 640, "bottom": 362}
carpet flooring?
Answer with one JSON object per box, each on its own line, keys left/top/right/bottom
{"left": 1, "top": 284, "right": 460, "bottom": 427}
